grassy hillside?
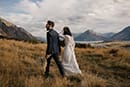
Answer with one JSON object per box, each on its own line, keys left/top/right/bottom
{"left": 0, "top": 39, "right": 130, "bottom": 87}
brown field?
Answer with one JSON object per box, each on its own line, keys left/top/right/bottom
{"left": 0, "top": 39, "right": 130, "bottom": 87}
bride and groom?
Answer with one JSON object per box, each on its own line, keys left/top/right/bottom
{"left": 44, "top": 20, "right": 81, "bottom": 78}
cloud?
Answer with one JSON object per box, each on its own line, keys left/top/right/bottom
{"left": 1, "top": 0, "right": 130, "bottom": 37}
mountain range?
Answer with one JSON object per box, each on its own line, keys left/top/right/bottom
{"left": 110, "top": 26, "right": 130, "bottom": 41}
{"left": 75, "top": 26, "right": 130, "bottom": 41}
{"left": 74, "top": 30, "right": 106, "bottom": 41}
{"left": 0, "top": 17, "right": 36, "bottom": 41}
{"left": 101, "top": 32, "right": 115, "bottom": 39}
{"left": 0, "top": 17, "right": 130, "bottom": 42}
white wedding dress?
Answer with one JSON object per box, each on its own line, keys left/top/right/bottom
{"left": 59, "top": 34, "right": 81, "bottom": 75}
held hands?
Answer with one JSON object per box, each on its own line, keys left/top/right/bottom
{"left": 59, "top": 30, "right": 64, "bottom": 34}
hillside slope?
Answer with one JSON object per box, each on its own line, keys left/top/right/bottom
{"left": 0, "top": 39, "right": 130, "bottom": 87}
{"left": 0, "top": 17, "right": 36, "bottom": 41}
{"left": 111, "top": 26, "right": 130, "bottom": 41}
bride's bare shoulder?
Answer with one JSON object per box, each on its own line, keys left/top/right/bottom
{"left": 65, "top": 35, "right": 74, "bottom": 41}
{"left": 65, "top": 35, "right": 72, "bottom": 37}
{"left": 64, "top": 35, "right": 71, "bottom": 39}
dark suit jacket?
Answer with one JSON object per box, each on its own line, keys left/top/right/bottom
{"left": 46, "top": 29, "right": 61, "bottom": 55}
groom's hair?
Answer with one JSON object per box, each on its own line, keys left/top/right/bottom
{"left": 47, "top": 20, "right": 55, "bottom": 27}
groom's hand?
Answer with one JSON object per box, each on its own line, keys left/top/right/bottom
{"left": 45, "top": 54, "right": 51, "bottom": 59}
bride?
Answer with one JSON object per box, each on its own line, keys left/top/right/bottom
{"left": 59, "top": 26, "right": 82, "bottom": 75}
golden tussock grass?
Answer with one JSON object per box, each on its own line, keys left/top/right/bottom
{"left": 0, "top": 39, "right": 130, "bottom": 87}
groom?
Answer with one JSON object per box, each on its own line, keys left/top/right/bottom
{"left": 44, "top": 20, "right": 65, "bottom": 78}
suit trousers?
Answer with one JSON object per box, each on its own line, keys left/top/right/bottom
{"left": 45, "top": 53, "right": 64, "bottom": 76}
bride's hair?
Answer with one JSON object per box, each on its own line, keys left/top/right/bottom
{"left": 63, "top": 26, "right": 72, "bottom": 36}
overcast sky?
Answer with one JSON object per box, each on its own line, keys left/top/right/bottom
{"left": 0, "top": 0, "right": 130, "bottom": 37}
